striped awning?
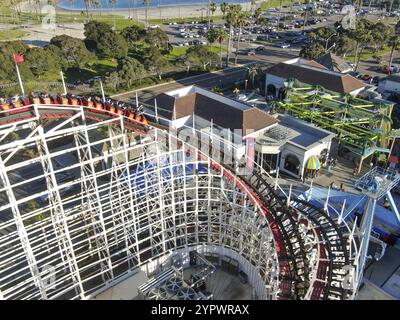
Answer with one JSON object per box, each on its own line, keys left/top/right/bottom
{"left": 306, "top": 156, "right": 321, "bottom": 170}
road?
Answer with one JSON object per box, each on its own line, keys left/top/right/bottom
{"left": 112, "top": 65, "right": 250, "bottom": 102}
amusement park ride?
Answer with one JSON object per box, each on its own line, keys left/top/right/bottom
{"left": 273, "top": 84, "right": 398, "bottom": 172}
{"left": 0, "top": 90, "right": 398, "bottom": 300}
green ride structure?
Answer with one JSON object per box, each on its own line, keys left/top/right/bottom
{"left": 272, "top": 83, "right": 398, "bottom": 172}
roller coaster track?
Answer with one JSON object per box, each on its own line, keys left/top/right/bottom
{"left": 0, "top": 101, "right": 357, "bottom": 300}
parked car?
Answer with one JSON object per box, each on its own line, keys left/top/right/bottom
{"left": 383, "top": 65, "right": 399, "bottom": 74}
{"left": 274, "top": 42, "right": 290, "bottom": 48}
{"left": 361, "top": 74, "right": 372, "bottom": 81}
{"left": 255, "top": 46, "right": 266, "bottom": 51}
{"left": 372, "top": 76, "right": 380, "bottom": 84}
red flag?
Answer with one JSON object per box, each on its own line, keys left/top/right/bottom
{"left": 13, "top": 54, "right": 24, "bottom": 64}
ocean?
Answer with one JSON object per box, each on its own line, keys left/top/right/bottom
{"left": 58, "top": 0, "right": 248, "bottom": 11}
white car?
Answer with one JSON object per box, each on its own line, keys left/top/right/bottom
{"left": 274, "top": 42, "right": 290, "bottom": 48}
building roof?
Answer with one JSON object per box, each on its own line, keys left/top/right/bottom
{"left": 293, "top": 58, "right": 327, "bottom": 69}
{"left": 266, "top": 62, "right": 365, "bottom": 94}
{"left": 317, "top": 52, "right": 352, "bottom": 73}
{"left": 150, "top": 87, "right": 278, "bottom": 134}
{"left": 386, "top": 74, "right": 400, "bottom": 83}
{"left": 258, "top": 114, "right": 336, "bottom": 150}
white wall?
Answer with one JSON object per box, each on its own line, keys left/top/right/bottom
{"left": 278, "top": 140, "right": 331, "bottom": 179}
{"left": 265, "top": 74, "right": 286, "bottom": 97}
{"left": 279, "top": 143, "right": 306, "bottom": 178}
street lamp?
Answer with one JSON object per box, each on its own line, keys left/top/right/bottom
{"left": 325, "top": 32, "right": 337, "bottom": 51}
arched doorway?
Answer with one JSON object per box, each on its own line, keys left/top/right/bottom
{"left": 284, "top": 154, "right": 301, "bottom": 176}
{"left": 267, "top": 84, "right": 277, "bottom": 97}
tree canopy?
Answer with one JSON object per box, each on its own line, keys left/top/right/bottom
{"left": 50, "top": 35, "right": 94, "bottom": 70}
{"left": 84, "top": 20, "right": 128, "bottom": 59}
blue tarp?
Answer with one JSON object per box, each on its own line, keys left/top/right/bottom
{"left": 300, "top": 187, "right": 400, "bottom": 245}
{"left": 120, "top": 158, "right": 208, "bottom": 196}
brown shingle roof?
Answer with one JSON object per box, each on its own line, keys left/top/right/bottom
{"left": 150, "top": 91, "right": 278, "bottom": 134}
{"left": 266, "top": 62, "right": 365, "bottom": 93}
{"left": 301, "top": 60, "right": 327, "bottom": 69}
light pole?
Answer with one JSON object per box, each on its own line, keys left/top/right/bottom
{"left": 354, "top": 167, "right": 400, "bottom": 288}
{"left": 325, "top": 32, "right": 337, "bottom": 51}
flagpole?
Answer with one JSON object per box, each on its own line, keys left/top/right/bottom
{"left": 99, "top": 80, "right": 106, "bottom": 102}
{"left": 60, "top": 71, "right": 67, "bottom": 95}
{"left": 14, "top": 57, "right": 25, "bottom": 96}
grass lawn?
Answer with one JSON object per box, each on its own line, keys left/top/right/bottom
{"left": 347, "top": 46, "right": 392, "bottom": 62}
{"left": 149, "top": 15, "right": 225, "bottom": 25}
{"left": 64, "top": 59, "right": 117, "bottom": 83}
{"left": 0, "top": 29, "right": 29, "bottom": 40}
{"left": 260, "top": 0, "right": 306, "bottom": 11}
{"left": 55, "top": 13, "right": 144, "bottom": 30}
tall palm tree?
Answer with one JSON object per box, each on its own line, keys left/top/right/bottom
{"left": 210, "top": 2, "right": 217, "bottom": 23}
{"left": 250, "top": 0, "right": 256, "bottom": 16}
{"left": 234, "top": 12, "right": 247, "bottom": 65}
{"left": 388, "top": 35, "right": 400, "bottom": 68}
{"left": 277, "top": 0, "right": 284, "bottom": 29}
{"left": 84, "top": 0, "right": 91, "bottom": 18}
{"left": 368, "top": 0, "right": 373, "bottom": 12}
{"left": 246, "top": 64, "right": 259, "bottom": 89}
{"left": 220, "top": 2, "right": 229, "bottom": 17}
{"left": 302, "top": 1, "right": 312, "bottom": 31}
{"left": 215, "top": 28, "right": 227, "bottom": 68}
{"left": 280, "top": 78, "right": 298, "bottom": 101}
{"left": 207, "top": 0, "right": 212, "bottom": 30}
{"left": 225, "top": 5, "right": 239, "bottom": 67}
{"left": 109, "top": 0, "right": 118, "bottom": 30}
{"left": 83, "top": 0, "right": 100, "bottom": 19}
{"left": 388, "top": 0, "right": 395, "bottom": 14}
{"left": 144, "top": 0, "right": 151, "bottom": 28}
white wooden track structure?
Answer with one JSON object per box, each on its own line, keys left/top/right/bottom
{"left": 0, "top": 102, "right": 362, "bottom": 300}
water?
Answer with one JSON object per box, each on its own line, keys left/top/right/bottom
{"left": 58, "top": 0, "right": 248, "bottom": 11}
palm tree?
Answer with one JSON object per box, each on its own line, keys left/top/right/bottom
{"left": 246, "top": 64, "right": 259, "bottom": 89}
{"left": 214, "top": 28, "right": 227, "bottom": 68}
{"left": 210, "top": 2, "right": 217, "bottom": 22}
{"left": 144, "top": 0, "right": 151, "bottom": 28}
{"left": 84, "top": 0, "right": 91, "bottom": 18}
{"left": 207, "top": 0, "right": 212, "bottom": 30}
{"left": 277, "top": 0, "right": 284, "bottom": 29}
{"left": 368, "top": 0, "right": 373, "bottom": 12}
{"left": 220, "top": 2, "right": 229, "bottom": 17}
{"left": 279, "top": 78, "right": 298, "bottom": 101}
{"left": 250, "top": 0, "right": 256, "bottom": 16}
{"left": 234, "top": 12, "right": 247, "bottom": 65}
{"left": 302, "top": 1, "right": 312, "bottom": 31}
{"left": 83, "top": 0, "right": 101, "bottom": 19}
{"left": 388, "top": 0, "right": 395, "bottom": 14}
{"left": 225, "top": 5, "right": 239, "bottom": 67}
{"left": 388, "top": 35, "right": 400, "bottom": 68}
{"left": 109, "top": 0, "right": 118, "bottom": 30}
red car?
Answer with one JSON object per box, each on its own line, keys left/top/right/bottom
{"left": 383, "top": 66, "right": 392, "bottom": 74}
